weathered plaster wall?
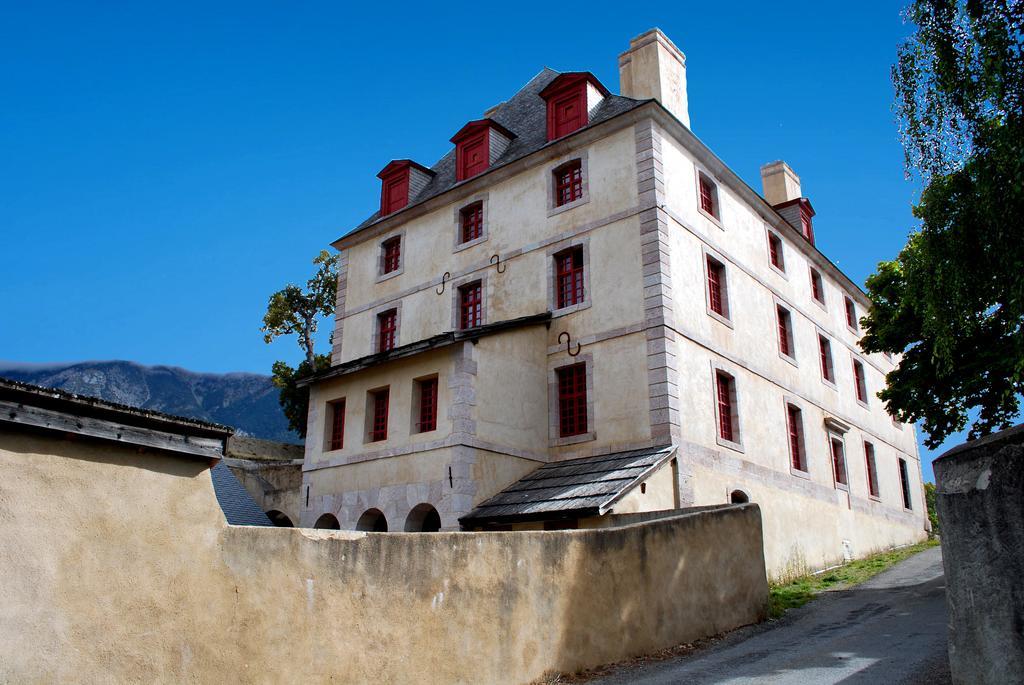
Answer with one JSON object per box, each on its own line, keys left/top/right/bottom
{"left": 0, "top": 431, "right": 769, "bottom": 685}
{"left": 933, "top": 425, "right": 1024, "bottom": 685}
{"left": 227, "top": 458, "right": 302, "bottom": 524}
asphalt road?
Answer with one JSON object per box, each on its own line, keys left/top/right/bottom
{"left": 590, "top": 546, "right": 949, "bottom": 685}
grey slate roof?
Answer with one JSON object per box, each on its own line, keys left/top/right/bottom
{"left": 460, "top": 445, "right": 677, "bottom": 524}
{"left": 345, "top": 69, "right": 645, "bottom": 238}
{"left": 211, "top": 460, "right": 273, "bottom": 526}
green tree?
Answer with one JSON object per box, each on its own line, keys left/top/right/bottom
{"left": 860, "top": 0, "right": 1023, "bottom": 448}
{"left": 262, "top": 250, "right": 338, "bottom": 437}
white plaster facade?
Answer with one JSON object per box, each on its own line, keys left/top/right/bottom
{"left": 302, "top": 29, "right": 928, "bottom": 577}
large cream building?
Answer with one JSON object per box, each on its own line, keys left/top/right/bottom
{"left": 299, "top": 29, "right": 928, "bottom": 576}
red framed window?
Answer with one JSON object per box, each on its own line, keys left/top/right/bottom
{"left": 898, "top": 458, "right": 913, "bottom": 509}
{"left": 547, "top": 88, "right": 587, "bottom": 140}
{"left": 456, "top": 131, "right": 489, "bottom": 181}
{"left": 381, "top": 175, "right": 409, "bottom": 215}
{"left": 777, "top": 305, "right": 793, "bottom": 357}
{"left": 819, "top": 335, "right": 834, "bottom": 382}
{"left": 768, "top": 233, "right": 784, "bottom": 270}
{"left": 800, "top": 207, "right": 815, "bottom": 244}
{"left": 382, "top": 237, "right": 401, "bottom": 274}
{"left": 845, "top": 297, "right": 858, "bottom": 330}
{"left": 557, "top": 363, "right": 588, "bottom": 437}
{"left": 716, "top": 372, "right": 736, "bottom": 443}
{"left": 787, "top": 404, "right": 805, "bottom": 471}
{"left": 459, "top": 281, "right": 482, "bottom": 329}
{"left": 553, "top": 160, "right": 583, "bottom": 207}
{"left": 810, "top": 268, "right": 824, "bottom": 303}
{"left": 460, "top": 202, "right": 484, "bottom": 243}
{"left": 699, "top": 173, "right": 718, "bottom": 218}
{"left": 370, "top": 388, "right": 389, "bottom": 442}
{"left": 377, "top": 309, "right": 397, "bottom": 352}
{"left": 831, "top": 437, "right": 848, "bottom": 486}
{"left": 555, "top": 246, "right": 585, "bottom": 309}
{"left": 416, "top": 377, "right": 438, "bottom": 433}
{"left": 328, "top": 399, "right": 345, "bottom": 451}
{"left": 707, "top": 256, "right": 727, "bottom": 317}
{"left": 864, "top": 442, "right": 879, "bottom": 497}
{"left": 853, "top": 360, "right": 868, "bottom": 403}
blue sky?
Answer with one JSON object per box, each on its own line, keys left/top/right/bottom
{"left": 0, "top": 1, "right": 972, "bottom": 478}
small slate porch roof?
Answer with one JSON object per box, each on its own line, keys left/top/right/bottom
{"left": 460, "top": 445, "right": 677, "bottom": 525}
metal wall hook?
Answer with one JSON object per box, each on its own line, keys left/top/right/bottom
{"left": 558, "top": 331, "right": 581, "bottom": 357}
{"left": 436, "top": 272, "right": 450, "bottom": 295}
{"left": 490, "top": 254, "right": 506, "bottom": 273}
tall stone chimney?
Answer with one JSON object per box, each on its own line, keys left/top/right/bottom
{"left": 619, "top": 29, "right": 689, "bottom": 127}
{"left": 761, "top": 161, "right": 816, "bottom": 245}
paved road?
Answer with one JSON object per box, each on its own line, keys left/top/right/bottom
{"left": 591, "top": 546, "right": 949, "bottom": 685}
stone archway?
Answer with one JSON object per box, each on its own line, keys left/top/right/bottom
{"left": 404, "top": 503, "right": 441, "bottom": 532}
{"left": 355, "top": 508, "right": 388, "bottom": 532}
{"left": 730, "top": 490, "right": 750, "bottom": 504}
{"left": 313, "top": 513, "right": 341, "bottom": 529}
{"left": 266, "top": 510, "right": 294, "bottom": 527}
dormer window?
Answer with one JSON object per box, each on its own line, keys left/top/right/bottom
{"left": 376, "top": 160, "right": 434, "bottom": 216}
{"left": 539, "top": 72, "right": 609, "bottom": 141}
{"left": 450, "top": 119, "right": 514, "bottom": 182}
{"left": 800, "top": 205, "right": 815, "bottom": 244}
{"left": 772, "top": 197, "right": 816, "bottom": 246}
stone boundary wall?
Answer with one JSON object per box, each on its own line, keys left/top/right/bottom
{"left": 0, "top": 430, "right": 768, "bottom": 684}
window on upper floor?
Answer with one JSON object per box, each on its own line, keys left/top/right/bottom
{"left": 810, "top": 267, "right": 825, "bottom": 306}
{"left": 381, "top": 236, "right": 401, "bottom": 275}
{"left": 706, "top": 255, "right": 730, "bottom": 320}
{"left": 777, "top": 305, "right": 795, "bottom": 360}
{"left": 556, "top": 362, "right": 588, "bottom": 438}
{"left": 787, "top": 404, "right": 806, "bottom": 472}
{"left": 864, "top": 441, "right": 880, "bottom": 498}
{"left": 381, "top": 175, "right": 409, "bottom": 216}
{"left": 853, "top": 359, "right": 868, "bottom": 405}
{"left": 830, "top": 436, "right": 848, "bottom": 487}
{"left": 714, "top": 371, "right": 740, "bottom": 445}
{"left": 899, "top": 458, "right": 913, "bottom": 510}
{"left": 326, "top": 399, "right": 345, "bottom": 451}
{"left": 698, "top": 171, "right": 720, "bottom": 221}
{"left": 377, "top": 309, "right": 397, "bottom": 353}
{"left": 459, "top": 201, "right": 484, "bottom": 244}
{"left": 553, "top": 160, "right": 584, "bottom": 207}
{"left": 819, "top": 335, "right": 835, "bottom": 384}
{"left": 845, "top": 296, "right": 859, "bottom": 331}
{"left": 367, "top": 387, "right": 390, "bottom": 443}
{"left": 768, "top": 231, "right": 785, "bottom": 272}
{"left": 456, "top": 130, "right": 488, "bottom": 181}
{"left": 458, "top": 281, "right": 483, "bottom": 329}
{"left": 414, "top": 376, "right": 438, "bottom": 433}
{"left": 554, "top": 246, "right": 585, "bottom": 310}
{"left": 800, "top": 208, "right": 815, "bottom": 244}
{"left": 539, "top": 72, "right": 607, "bottom": 141}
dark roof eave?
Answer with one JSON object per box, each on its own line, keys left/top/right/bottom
{"left": 459, "top": 506, "right": 601, "bottom": 526}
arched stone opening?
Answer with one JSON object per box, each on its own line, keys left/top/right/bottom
{"left": 314, "top": 513, "right": 341, "bottom": 529}
{"left": 730, "top": 490, "right": 750, "bottom": 504}
{"left": 356, "top": 508, "right": 388, "bottom": 532}
{"left": 266, "top": 510, "right": 293, "bottom": 527}
{"left": 404, "top": 503, "right": 442, "bottom": 532}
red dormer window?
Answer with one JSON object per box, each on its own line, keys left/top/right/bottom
{"left": 450, "top": 119, "right": 514, "bottom": 182}
{"left": 376, "top": 160, "right": 434, "bottom": 216}
{"left": 800, "top": 205, "right": 815, "bottom": 244}
{"left": 539, "top": 72, "right": 609, "bottom": 142}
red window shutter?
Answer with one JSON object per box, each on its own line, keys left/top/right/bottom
{"left": 707, "top": 258, "right": 725, "bottom": 316}
{"left": 457, "top": 131, "right": 489, "bottom": 181}
{"left": 459, "top": 282, "right": 482, "bottom": 329}
{"left": 557, "top": 363, "right": 588, "bottom": 437}
{"left": 777, "top": 306, "right": 791, "bottom": 357}
{"left": 716, "top": 373, "right": 734, "bottom": 442}
{"left": 460, "top": 202, "right": 484, "bottom": 243}
{"left": 787, "top": 406, "right": 803, "bottom": 471}
{"left": 329, "top": 400, "right": 345, "bottom": 451}
{"left": 417, "top": 378, "right": 438, "bottom": 432}
{"left": 554, "top": 160, "right": 583, "bottom": 206}
{"left": 769, "top": 234, "right": 783, "bottom": 270}
{"left": 371, "top": 389, "right": 389, "bottom": 441}
{"left": 800, "top": 208, "right": 815, "bottom": 244}
{"left": 865, "top": 442, "right": 879, "bottom": 496}
{"left": 699, "top": 175, "right": 716, "bottom": 217}
{"left": 381, "top": 175, "right": 410, "bottom": 215}
{"left": 555, "top": 247, "right": 585, "bottom": 309}
{"left": 548, "top": 89, "right": 587, "bottom": 140}
{"left": 382, "top": 238, "right": 401, "bottom": 274}
{"left": 377, "top": 310, "right": 397, "bottom": 352}
{"left": 811, "top": 269, "right": 823, "bottom": 302}
{"left": 831, "top": 438, "right": 847, "bottom": 485}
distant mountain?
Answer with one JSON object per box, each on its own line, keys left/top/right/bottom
{"left": 0, "top": 360, "right": 300, "bottom": 444}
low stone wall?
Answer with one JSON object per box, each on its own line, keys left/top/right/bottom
{"left": 0, "top": 429, "right": 768, "bottom": 684}
{"left": 933, "top": 424, "right": 1024, "bottom": 685}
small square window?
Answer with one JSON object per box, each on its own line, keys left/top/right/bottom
{"left": 810, "top": 268, "right": 825, "bottom": 305}
{"left": 557, "top": 363, "right": 588, "bottom": 437}
{"left": 381, "top": 237, "right": 401, "bottom": 275}
{"left": 698, "top": 172, "right": 719, "bottom": 220}
{"left": 377, "top": 309, "right": 397, "bottom": 353}
{"left": 555, "top": 246, "right": 585, "bottom": 309}
{"left": 459, "top": 202, "right": 484, "bottom": 244}
{"left": 706, "top": 255, "right": 729, "bottom": 319}
{"left": 458, "top": 281, "right": 483, "bottom": 329}
{"left": 553, "top": 160, "right": 583, "bottom": 207}
{"left": 768, "top": 232, "right": 785, "bottom": 271}
{"left": 819, "top": 335, "right": 835, "bottom": 383}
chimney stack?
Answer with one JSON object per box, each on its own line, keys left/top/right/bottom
{"left": 619, "top": 29, "right": 689, "bottom": 127}
{"left": 761, "top": 161, "right": 816, "bottom": 245}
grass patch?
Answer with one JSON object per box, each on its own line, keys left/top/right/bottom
{"left": 768, "top": 539, "right": 940, "bottom": 619}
